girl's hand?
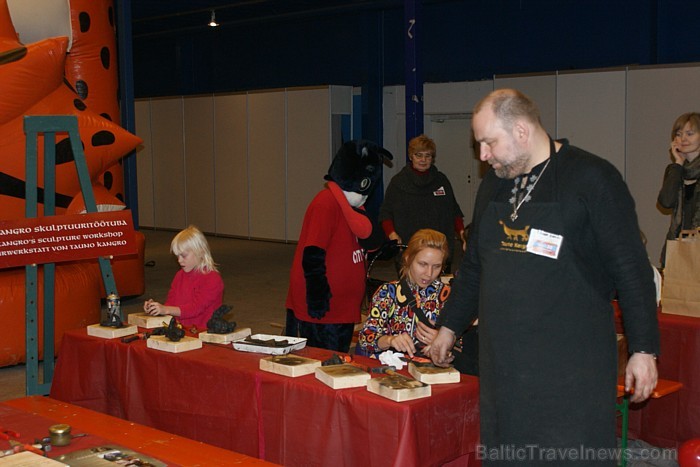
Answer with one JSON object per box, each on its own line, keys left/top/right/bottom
{"left": 145, "top": 300, "right": 164, "bottom": 316}
{"left": 387, "top": 333, "right": 417, "bottom": 357}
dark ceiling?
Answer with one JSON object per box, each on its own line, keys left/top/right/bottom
{"left": 130, "top": 0, "right": 403, "bottom": 38}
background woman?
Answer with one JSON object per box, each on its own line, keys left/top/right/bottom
{"left": 379, "top": 135, "right": 466, "bottom": 273}
{"left": 144, "top": 225, "right": 224, "bottom": 328}
{"left": 658, "top": 112, "right": 700, "bottom": 266}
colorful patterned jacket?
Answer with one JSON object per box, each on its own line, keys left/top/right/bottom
{"left": 356, "top": 279, "right": 450, "bottom": 357}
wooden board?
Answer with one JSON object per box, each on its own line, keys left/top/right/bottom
{"left": 315, "top": 364, "right": 371, "bottom": 389}
{"left": 146, "top": 335, "right": 203, "bottom": 353}
{"left": 128, "top": 313, "right": 173, "bottom": 328}
{"left": 198, "top": 327, "right": 251, "bottom": 344}
{"left": 0, "top": 451, "right": 66, "bottom": 466}
{"left": 86, "top": 324, "right": 137, "bottom": 339}
{"left": 367, "top": 373, "right": 431, "bottom": 402}
{"left": 408, "top": 362, "right": 460, "bottom": 384}
{"left": 259, "top": 354, "right": 321, "bottom": 377}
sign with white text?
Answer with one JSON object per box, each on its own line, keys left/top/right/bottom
{"left": 0, "top": 210, "right": 137, "bottom": 269}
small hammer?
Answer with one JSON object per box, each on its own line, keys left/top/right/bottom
{"left": 121, "top": 332, "right": 151, "bottom": 343}
{"left": 347, "top": 362, "right": 396, "bottom": 374}
{"left": 369, "top": 365, "right": 397, "bottom": 375}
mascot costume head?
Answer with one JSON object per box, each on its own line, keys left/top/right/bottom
{"left": 325, "top": 140, "right": 392, "bottom": 208}
{"left": 323, "top": 140, "right": 393, "bottom": 242}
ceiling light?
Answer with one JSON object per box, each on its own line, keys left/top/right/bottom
{"left": 208, "top": 10, "right": 219, "bottom": 27}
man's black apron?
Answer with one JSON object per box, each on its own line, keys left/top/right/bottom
{"left": 477, "top": 144, "right": 618, "bottom": 465}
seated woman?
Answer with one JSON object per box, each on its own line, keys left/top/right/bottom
{"left": 356, "top": 228, "right": 478, "bottom": 374}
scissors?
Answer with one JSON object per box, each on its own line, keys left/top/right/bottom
{"left": 0, "top": 427, "right": 19, "bottom": 441}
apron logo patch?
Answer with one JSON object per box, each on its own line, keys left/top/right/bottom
{"left": 498, "top": 219, "right": 529, "bottom": 252}
{"left": 433, "top": 186, "right": 446, "bottom": 196}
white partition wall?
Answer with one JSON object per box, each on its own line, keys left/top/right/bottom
{"left": 214, "top": 93, "right": 249, "bottom": 237}
{"left": 248, "top": 90, "right": 287, "bottom": 240}
{"left": 134, "top": 68, "right": 700, "bottom": 259}
{"left": 556, "top": 70, "right": 627, "bottom": 175}
{"left": 134, "top": 100, "right": 154, "bottom": 227}
{"left": 150, "top": 98, "right": 186, "bottom": 230}
{"left": 183, "top": 95, "right": 216, "bottom": 233}
{"left": 286, "top": 88, "right": 332, "bottom": 241}
{"left": 135, "top": 85, "right": 351, "bottom": 242}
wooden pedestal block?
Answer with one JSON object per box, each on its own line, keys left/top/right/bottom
{"left": 127, "top": 313, "right": 172, "bottom": 328}
{"left": 146, "top": 335, "right": 203, "bottom": 353}
{"left": 367, "top": 373, "right": 431, "bottom": 402}
{"left": 315, "top": 364, "right": 371, "bottom": 389}
{"left": 87, "top": 324, "right": 137, "bottom": 339}
{"left": 1, "top": 451, "right": 65, "bottom": 465}
{"left": 259, "top": 354, "right": 321, "bottom": 377}
{"left": 408, "top": 363, "right": 460, "bottom": 384}
{"left": 198, "top": 327, "right": 252, "bottom": 344}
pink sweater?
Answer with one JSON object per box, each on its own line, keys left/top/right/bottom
{"left": 165, "top": 268, "right": 224, "bottom": 328}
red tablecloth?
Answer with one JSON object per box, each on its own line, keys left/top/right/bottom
{"left": 1, "top": 396, "right": 270, "bottom": 466}
{"left": 616, "top": 305, "right": 700, "bottom": 448}
{"left": 50, "top": 329, "right": 480, "bottom": 466}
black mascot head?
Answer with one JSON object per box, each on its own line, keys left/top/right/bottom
{"left": 324, "top": 140, "right": 393, "bottom": 195}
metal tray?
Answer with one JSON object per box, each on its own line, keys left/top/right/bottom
{"left": 232, "top": 333, "right": 307, "bottom": 355}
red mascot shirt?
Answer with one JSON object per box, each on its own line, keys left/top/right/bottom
{"left": 286, "top": 187, "right": 366, "bottom": 324}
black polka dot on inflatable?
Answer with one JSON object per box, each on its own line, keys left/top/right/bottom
{"left": 116, "top": 193, "right": 124, "bottom": 202}
{"left": 92, "top": 130, "right": 116, "bottom": 147}
{"left": 75, "top": 80, "right": 88, "bottom": 99}
{"left": 79, "top": 12, "right": 90, "bottom": 33}
{"left": 73, "top": 99, "right": 87, "bottom": 111}
{"left": 100, "top": 47, "right": 110, "bottom": 70}
{"left": 63, "top": 79, "right": 76, "bottom": 93}
{"left": 55, "top": 139, "right": 75, "bottom": 164}
{"left": 100, "top": 113, "right": 113, "bottom": 121}
{"left": 0, "top": 46, "right": 27, "bottom": 64}
{"left": 108, "top": 6, "right": 114, "bottom": 27}
{"left": 103, "top": 171, "right": 113, "bottom": 190}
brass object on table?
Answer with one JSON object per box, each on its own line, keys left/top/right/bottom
{"left": 49, "top": 423, "right": 72, "bottom": 446}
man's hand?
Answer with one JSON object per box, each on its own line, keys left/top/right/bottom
{"left": 625, "top": 353, "right": 658, "bottom": 403}
{"left": 428, "top": 327, "right": 457, "bottom": 367}
{"left": 459, "top": 229, "right": 467, "bottom": 252}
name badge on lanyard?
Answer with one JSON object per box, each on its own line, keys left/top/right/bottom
{"left": 526, "top": 228, "right": 563, "bottom": 259}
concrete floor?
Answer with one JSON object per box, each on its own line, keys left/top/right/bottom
{"left": 0, "top": 228, "right": 398, "bottom": 401}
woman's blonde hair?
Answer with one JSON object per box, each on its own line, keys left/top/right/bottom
{"left": 671, "top": 112, "right": 700, "bottom": 140}
{"left": 399, "top": 229, "right": 449, "bottom": 279}
{"left": 170, "top": 225, "right": 218, "bottom": 273}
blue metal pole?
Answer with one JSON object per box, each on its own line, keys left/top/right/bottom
{"left": 116, "top": 0, "right": 139, "bottom": 229}
{"left": 404, "top": 0, "right": 424, "bottom": 161}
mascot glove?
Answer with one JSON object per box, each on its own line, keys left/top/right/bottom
{"left": 303, "top": 246, "right": 332, "bottom": 320}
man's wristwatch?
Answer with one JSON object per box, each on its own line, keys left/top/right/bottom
{"left": 632, "top": 350, "right": 657, "bottom": 360}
